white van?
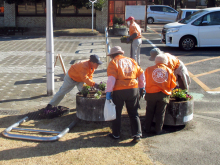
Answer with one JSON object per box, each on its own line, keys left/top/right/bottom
{"left": 161, "top": 7, "right": 220, "bottom": 50}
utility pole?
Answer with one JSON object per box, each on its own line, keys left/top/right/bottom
{"left": 89, "top": 0, "right": 97, "bottom": 32}
{"left": 46, "top": 0, "right": 54, "bottom": 95}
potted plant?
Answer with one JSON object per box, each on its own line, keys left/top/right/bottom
{"left": 120, "top": 36, "right": 132, "bottom": 44}
{"left": 81, "top": 84, "right": 90, "bottom": 97}
{"left": 113, "top": 17, "right": 128, "bottom": 36}
{"left": 171, "top": 88, "right": 192, "bottom": 101}
{"left": 98, "top": 82, "right": 106, "bottom": 91}
{"left": 163, "top": 87, "right": 194, "bottom": 126}
{"left": 94, "top": 90, "right": 102, "bottom": 99}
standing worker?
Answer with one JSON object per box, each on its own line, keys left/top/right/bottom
{"left": 46, "top": 54, "right": 102, "bottom": 109}
{"left": 106, "top": 46, "right": 145, "bottom": 143}
{"left": 126, "top": 16, "right": 142, "bottom": 66}
{"left": 149, "top": 48, "right": 191, "bottom": 90}
{"left": 144, "top": 54, "right": 176, "bottom": 135}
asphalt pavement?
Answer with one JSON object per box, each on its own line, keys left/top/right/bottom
{"left": 0, "top": 26, "right": 220, "bottom": 165}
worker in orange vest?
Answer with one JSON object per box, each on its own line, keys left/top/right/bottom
{"left": 144, "top": 54, "right": 176, "bottom": 135}
{"left": 126, "top": 16, "right": 142, "bottom": 66}
{"left": 46, "top": 55, "right": 102, "bottom": 109}
{"left": 106, "top": 46, "right": 145, "bottom": 143}
{"left": 149, "top": 48, "right": 191, "bottom": 90}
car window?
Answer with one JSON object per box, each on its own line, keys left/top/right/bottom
{"left": 163, "top": 7, "right": 176, "bottom": 13}
{"left": 192, "top": 11, "right": 220, "bottom": 26}
{"left": 179, "top": 10, "right": 207, "bottom": 24}
{"left": 205, "top": 12, "right": 220, "bottom": 25}
{"left": 150, "top": 6, "right": 162, "bottom": 12}
{"left": 185, "top": 12, "right": 192, "bottom": 18}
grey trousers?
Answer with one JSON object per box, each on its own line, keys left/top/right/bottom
{"left": 112, "top": 88, "right": 142, "bottom": 138}
{"left": 49, "top": 73, "right": 83, "bottom": 106}
{"left": 144, "top": 92, "right": 170, "bottom": 133}
{"left": 131, "top": 38, "right": 142, "bottom": 65}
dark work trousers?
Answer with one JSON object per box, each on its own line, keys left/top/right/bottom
{"left": 144, "top": 92, "right": 170, "bottom": 133}
{"left": 112, "top": 88, "right": 142, "bottom": 137}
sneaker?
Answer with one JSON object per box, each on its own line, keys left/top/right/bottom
{"left": 108, "top": 133, "right": 120, "bottom": 140}
{"left": 131, "top": 136, "right": 141, "bottom": 143}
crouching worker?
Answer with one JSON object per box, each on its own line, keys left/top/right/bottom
{"left": 46, "top": 54, "right": 102, "bottom": 109}
{"left": 149, "top": 48, "right": 191, "bottom": 90}
{"left": 106, "top": 46, "right": 145, "bottom": 143}
{"left": 144, "top": 54, "right": 176, "bottom": 135}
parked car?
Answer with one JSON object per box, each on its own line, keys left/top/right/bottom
{"left": 176, "top": 9, "right": 200, "bottom": 22}
{"left": 147, "top": 5, "right": 178, "bottom": 24}
{"left": 161, "top": 7, "right": 220, "bottom": 51}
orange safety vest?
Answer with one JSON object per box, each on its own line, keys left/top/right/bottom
{"left": 107, "top": 55, "right": 144, "bottom": 91}
{"left": 68, "top": 60, "right": 95, "bottom": 87}
{"left": 145, "top": 64, "right": 176, "bottom": 95}
{"left": 129, "top": 22, "right": 142, "bottom": 40}
{"left": 165, "top": 53, "right": 180, "bottom": 72}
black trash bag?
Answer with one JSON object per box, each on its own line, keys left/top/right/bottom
{"left": 39, "top": 106, "right": 70, "bottom": 119}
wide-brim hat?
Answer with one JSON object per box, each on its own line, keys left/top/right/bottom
{"left": 126, "top": 16, "right": 135, "bottom": 21}
{"left": 107, "top": 46, "right": 124, "bottom": 56}
{"left": 149, "top": 48, "right": 163, "bottom": 61}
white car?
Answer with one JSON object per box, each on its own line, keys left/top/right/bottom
{"left": 161, "top": 7, "right": 220, "bottom": 51}
{"left": 147, "top": 5, "right": 178, "bottom": 24}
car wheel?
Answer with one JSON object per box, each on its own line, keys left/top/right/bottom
{"left": 180, "top": 36, "right": 196, "bottom": 51}
{"left": 147, "top": 17, "right": 154, "bottom": 24}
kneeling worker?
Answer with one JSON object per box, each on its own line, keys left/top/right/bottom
{"left": 46, "top": 54, "right": 102, "bottom": 109}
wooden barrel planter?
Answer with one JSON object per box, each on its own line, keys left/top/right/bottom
{"left": 163, "top": 97, "right": 194, "bottom": 126}
{"left": 76, "top": 91, "right": 106, "bottom": 121}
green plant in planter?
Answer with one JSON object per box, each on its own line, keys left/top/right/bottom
{"left": 171, "top": 88, "right": 192, "bottom": 101}
{"left": 98, "top": 82, "right": 106, "bottom": 91}
{"left": 81, "top": 84, "right": 90, "bottom": 97}
{"left": 94, "top": 90, "right": 102, "bottom": 99}
{"left": 113, "top": 17, "right": 124, "bottom": 25}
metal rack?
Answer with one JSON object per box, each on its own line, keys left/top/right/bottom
{"left": 2, "top": 116, "right": 78, "bottom": 142}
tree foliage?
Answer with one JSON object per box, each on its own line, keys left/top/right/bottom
{"left": 5, "top": 0, "right": 106, "bottom": 11}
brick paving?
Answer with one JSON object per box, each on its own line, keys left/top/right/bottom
{"left": 0, "top": 35, "right": 108, "bottom": 115}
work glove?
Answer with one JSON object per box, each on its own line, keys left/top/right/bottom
{"left": 94, "top": 83, "right": 99, "bottom": 89}
{"left": 126, "top": 37, "right": 130, "bottom": 43}
{"left": 106, "top": 92, "right": 113, "bottom": 100}
{"left": 139, "top": 88, "right": 146, "bottom": 98}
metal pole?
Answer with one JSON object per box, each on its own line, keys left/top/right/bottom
{"left": 46, "top": 0, "right": 54, "bottom": 95}
{"left": 92, "top": 2, "right": 94, "bottom": 31}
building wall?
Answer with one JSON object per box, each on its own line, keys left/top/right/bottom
{"left": 16, "top": 17, "right": 94, "bottom": 28}
{"left": 96, "top": 0, "right": 108, "bottom": 33}
{"left": 4, "top": 2, "right": 16, "bottom": 27}
{"left": 55, "top": 17, "right": 94, "bottom": 28}
{"left": 17, "top": 17, "right": 46, "bottom": 27}
{"left": 2, "top": 2, "right": 108, "bottom": 32}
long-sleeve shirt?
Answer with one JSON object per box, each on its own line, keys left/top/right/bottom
{"left": 68, "top": 60, "right": 95, "bottom": 87}
{"left": 106, "top": 55, "right": 145, "bottom": 92}
{"left": 145, "top": 63, "right": 176, "bottom": 95}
